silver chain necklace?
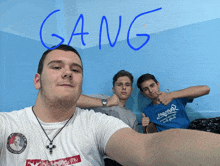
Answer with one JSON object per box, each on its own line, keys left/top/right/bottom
{"left": 32, "top": 107, "right": 74, "bottom": 154}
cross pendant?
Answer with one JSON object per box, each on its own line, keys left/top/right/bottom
{"left": 46, "top": 142, "right": 56, "bottom": 154}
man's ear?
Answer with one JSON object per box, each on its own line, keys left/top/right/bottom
{"left": 157, "top": 82, "right": 160, "bottom": 89}
{"left": 112, "top": 87, "right": 115, "bottom": 94}
{"left": 34, "top": 73, "right": 41, "bottom": 90}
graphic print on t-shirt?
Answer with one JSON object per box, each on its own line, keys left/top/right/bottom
{"left": 26, "top": 155, "right": 81, "bottom": 166}
{"left": 7, "top": 133, "right": 27, "bottom": 154}
{"left": 156, "top": 104, "right": 178, "bottom": 123}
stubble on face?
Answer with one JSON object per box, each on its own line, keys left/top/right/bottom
{"left": 40, "top": 79, "right": 79, "bottom": 109}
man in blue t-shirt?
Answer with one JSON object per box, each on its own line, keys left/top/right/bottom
{"left": 137, "top": 73, "right": 210, "bottom": 133}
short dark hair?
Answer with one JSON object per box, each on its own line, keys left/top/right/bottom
{"left": 137, "top": 73, "right": 158, "bottom": 91}
{"left": 37, "top": 44, "right": 82, "bottom": 74}
{"left": 113, "top": 70, "right": 133, "bottom": 86}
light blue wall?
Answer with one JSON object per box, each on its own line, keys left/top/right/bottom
{"left": 1, "top": 1, "right": 220, "bottom": 132}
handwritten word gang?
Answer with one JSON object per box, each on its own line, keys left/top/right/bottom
{"left": 40, "top": 7, "right": 162, "bottom": 51}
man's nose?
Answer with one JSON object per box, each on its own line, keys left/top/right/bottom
{"left": 62, "top": 68, "right": 72, "bottom": 79}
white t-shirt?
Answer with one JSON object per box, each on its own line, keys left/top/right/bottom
{"left": 0, "top": 107, "right": 130, "bottom": 166}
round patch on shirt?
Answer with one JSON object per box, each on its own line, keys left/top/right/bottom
{"left": 7, "top": 133, "right": 27, "bottom": 154}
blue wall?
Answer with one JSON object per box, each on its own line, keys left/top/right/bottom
{"left": 1, "top": 1, "right": 220, "bottom": 132}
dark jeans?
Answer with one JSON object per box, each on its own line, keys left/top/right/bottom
{"left": 104, "top": 158, "right": 122, "bottom": 166}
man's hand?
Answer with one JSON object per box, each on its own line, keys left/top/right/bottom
{"left": 142, "top": 113, "right": 150, "bottom": 127}
{"left": 157, "top": 92, "right": 173, "bottom": 106}
{"left": 106, "top": 94, "right": 119, "bottom": 107}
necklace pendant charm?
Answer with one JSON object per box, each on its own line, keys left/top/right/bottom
{"left": 32, "top": 108, "right": 74, "bottom": 156}
{"left": 46, "top": 142, "right": 56, "bottom": 154}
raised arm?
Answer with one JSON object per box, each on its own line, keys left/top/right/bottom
{"left": 158, "top": 85, "right": 210, "bottom": 105}
{"left": 106, "top": 128, "right": 220, "bottom": 165}
{"left": 76, "top": 94, "right": 119, "bottom": 108}
{"left": 169, "top": 85, "right": 210, "bottom": 99}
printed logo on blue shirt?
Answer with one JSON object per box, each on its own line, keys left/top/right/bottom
{"left": 157, "top": 104, "right": 178, "bottom": 123}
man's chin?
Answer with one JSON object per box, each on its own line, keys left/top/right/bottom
{"left": 56, "top": 98, "right": 75, "bottom": 108}
{"left": 151, "top": 97, "right": 159, "bottom": 102}
{"left": 51, "top": 95, "right": 77, "bottom": 107}
{"left": 119, "top": 96, "right": 129, "bottom": 101}
{"left": 147, "top": 95, "right": 157, "bottom": 100}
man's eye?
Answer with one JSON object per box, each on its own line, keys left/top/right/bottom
{"left": 72, "top": 69, "right": 79, "bottom": 72}
{"left": 53, "top": 66, "right": 61, "bottom": 69}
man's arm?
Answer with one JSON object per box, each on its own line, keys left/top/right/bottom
{"left": 76, "top": 94, "right": 119, "bottom": 108}
{"left": 158, "top": 85, "right": 210, "bottom": 105}
{"left": 106, "top": 128, "right": 220, "bottom": 165}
